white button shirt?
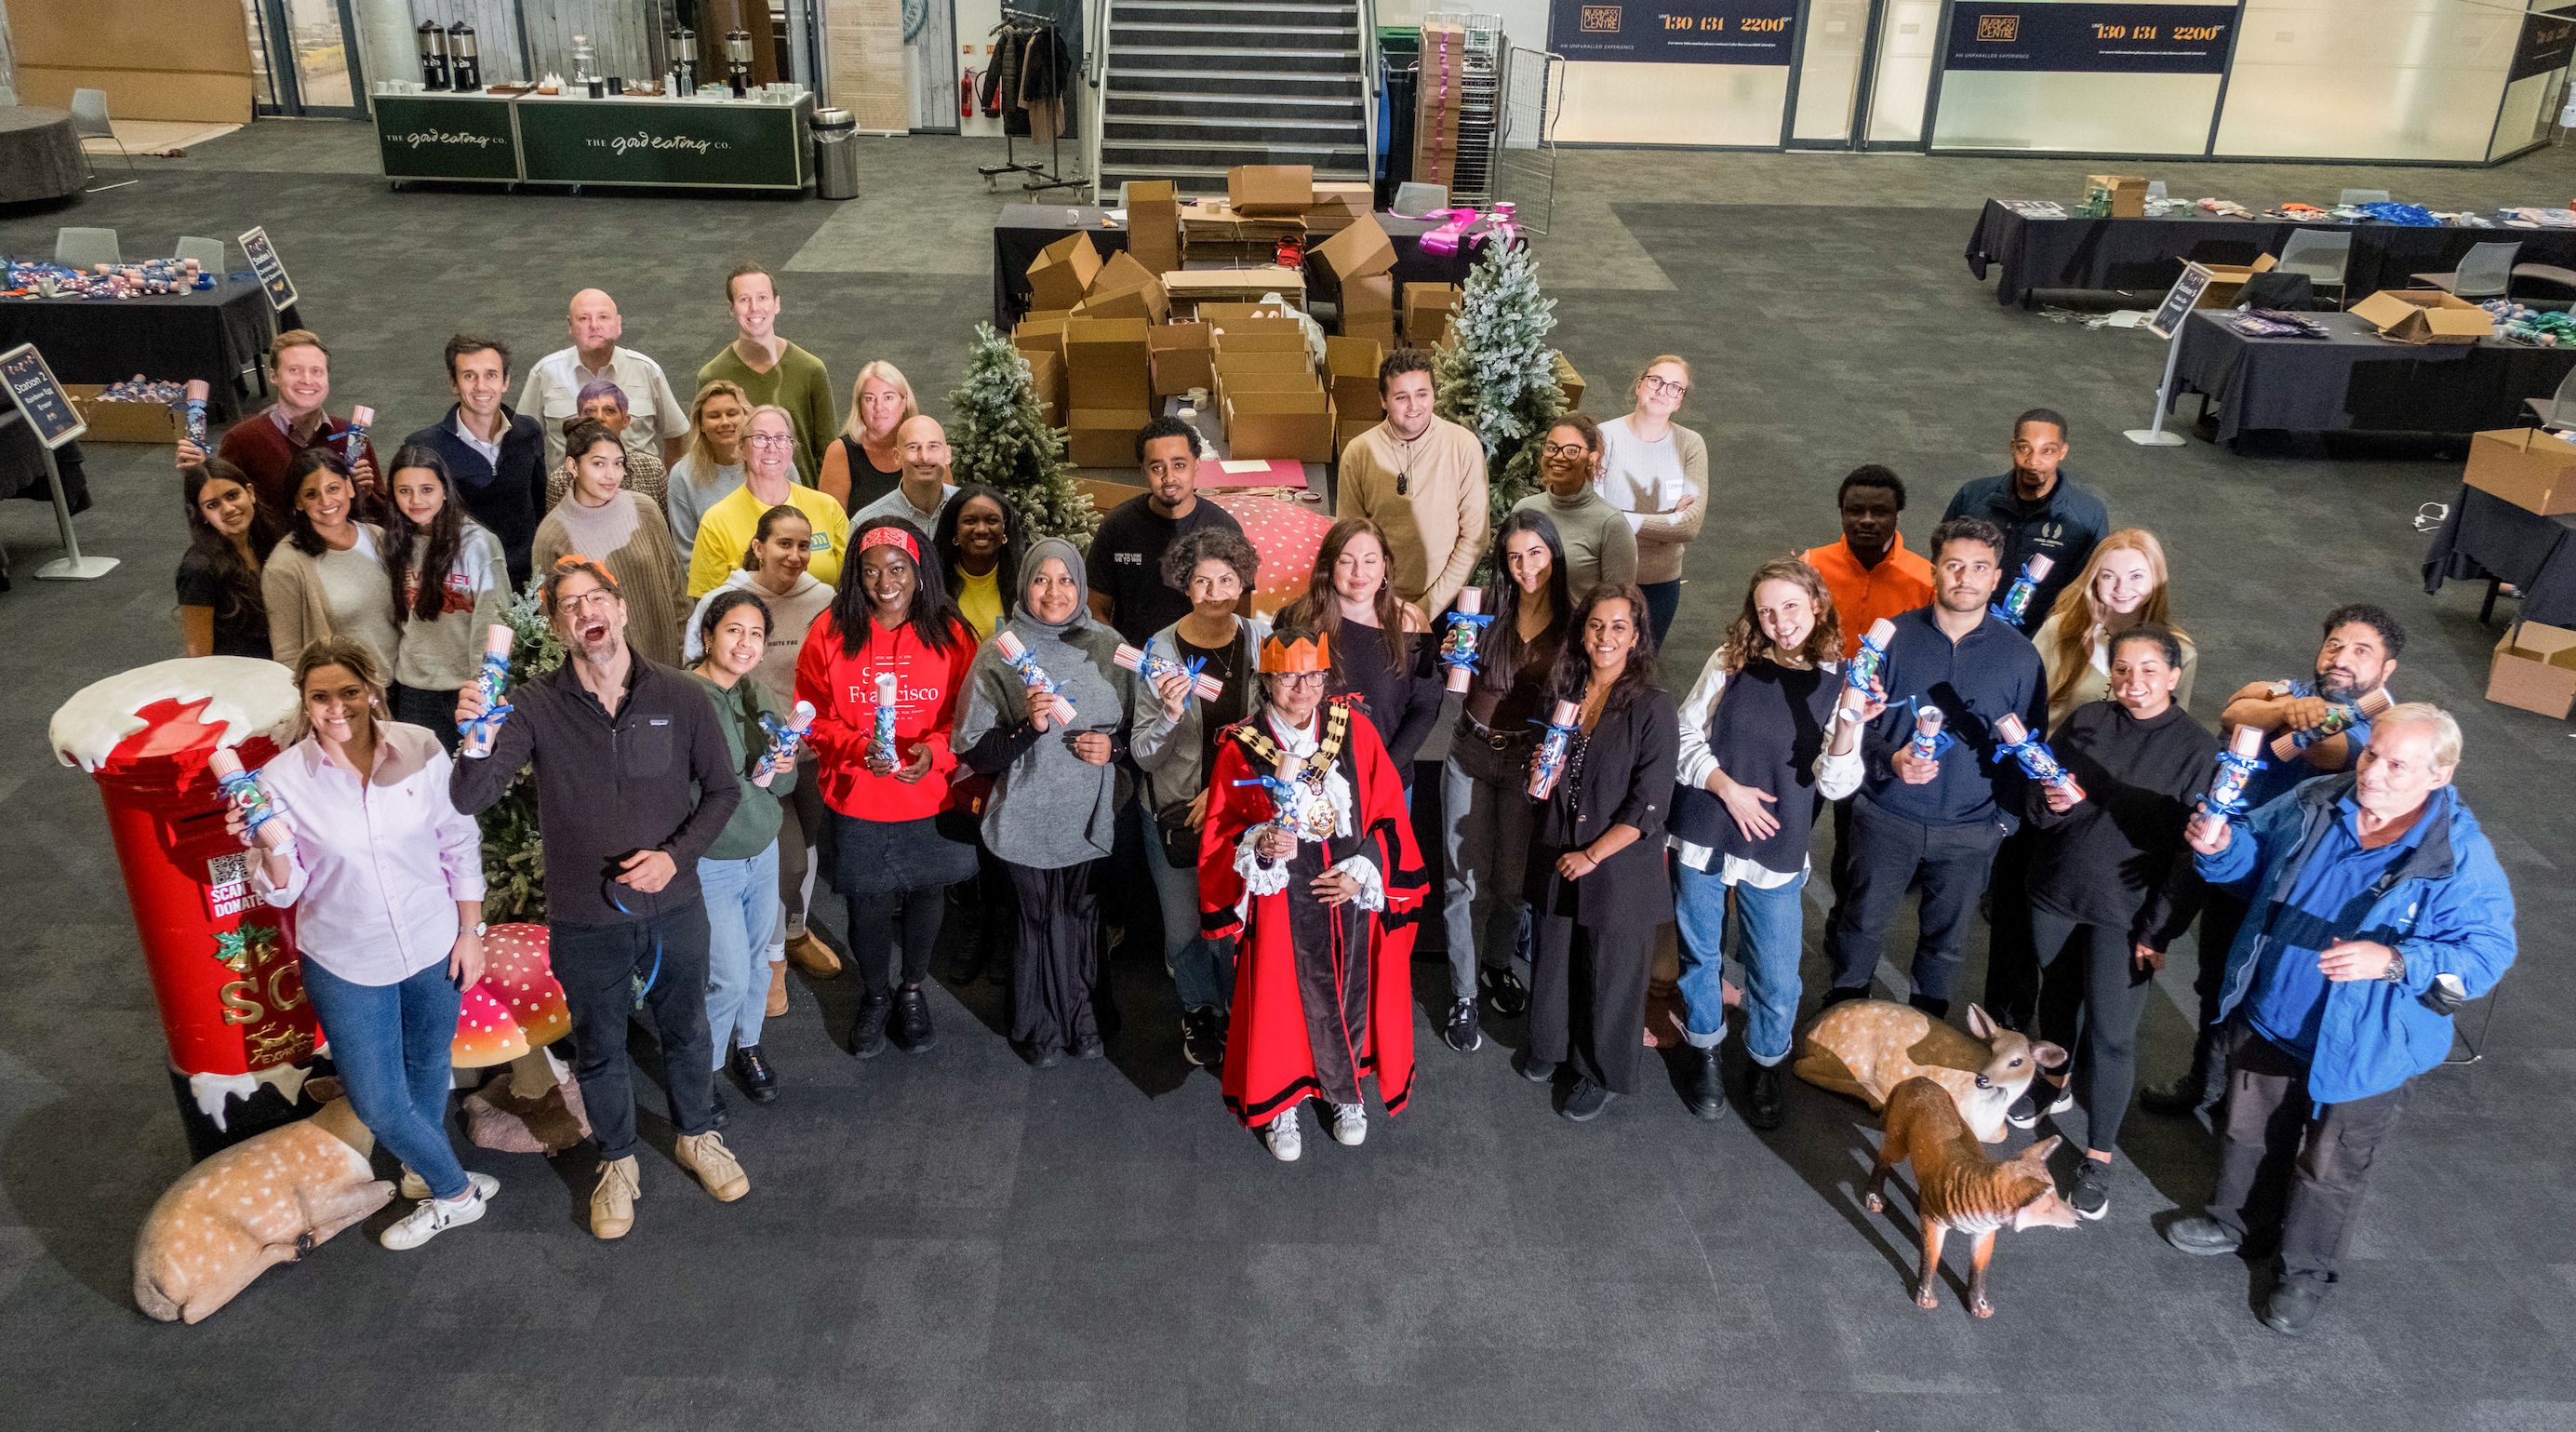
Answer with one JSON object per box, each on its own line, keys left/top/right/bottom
{"left": 251, "top": 723, "right": 487, "bottom": 986}
{"left": 518, "top": 344, "right": 691, "bottom": 474}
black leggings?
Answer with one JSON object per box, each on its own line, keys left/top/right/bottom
{"left": 2031, "top": 906, "right": 2158, "bottom": 1155}
{"left": 847, "top": 886, "right": 943, "bottom": 1000}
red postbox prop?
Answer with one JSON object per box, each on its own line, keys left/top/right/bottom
{"left": 51, "top": 657, "right": 320, "bottom": 1159}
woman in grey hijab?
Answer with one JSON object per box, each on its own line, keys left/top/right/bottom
{"left": 956, "top": 537, "right": 1140, "bottom": 1066}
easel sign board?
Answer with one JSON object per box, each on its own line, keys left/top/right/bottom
{"left": 2147, "top": 264, "right": 2216, "bottom": 341}
{"left": 0, "top": 343, "right": 87, "bottom": 449}
{"left": 238, "top": 226, "right": 299, "bottom": 312}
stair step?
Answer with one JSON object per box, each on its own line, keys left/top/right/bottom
{"left": 1109, "top": 28, "right": 1359, "bottom": 51}
{"left": 1105, "top": 117, "right": 1365, "bottom": 144}
{"left": 1101, "top": 141, "right": 1371, "bottom": 171}
{"left": 1108, "top": 92, "right": 1365, "bottom": 120}
{"left": 1099, "top": 165, "right": 1367, "bottom": 197}
{"left": 1108, "top": 46, "right": 1358, "bottom": 72}
{"left": 1106, "top": 67, "right": 1363, "bottom": 91}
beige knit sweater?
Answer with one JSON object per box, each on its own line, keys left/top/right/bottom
{"left": 533, "top": 490, "right": 689, "bottom": 667}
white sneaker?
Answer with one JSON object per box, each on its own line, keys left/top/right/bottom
{"left": 1264, "top": 1106, "right": 1303, "bottom": 1162}
{"left": 380, "top": 1186, "right": 487, "bottom": 1250}
{"left": 1329, "top": 1102, "right": 1368, "bottom": 1146}
{"left": 399, "top": 1169, "right": 499, "bottom": 1202}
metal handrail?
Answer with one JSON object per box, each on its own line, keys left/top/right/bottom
{"left": 1087, "top": 0, "right": 1111, "bottom": 199}
{"left": 1359, "top": 0, "right": 1379, "bottom": 194}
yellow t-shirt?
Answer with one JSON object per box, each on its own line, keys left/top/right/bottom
{"left": 688, "top": 482, "right": 849, "bottom": 597}
{"left": 954, "top": 563, "right": 1003, "bottom": 639}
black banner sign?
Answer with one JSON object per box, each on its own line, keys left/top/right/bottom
{"left": 1943, "top": 3, "right": 2235, "bottom": 74}
{"left": 2512, "top": 8, "right": 2576, "bottom": 83}
{"left": 1549, "top": 0, "right": 1798, "bottom": 64}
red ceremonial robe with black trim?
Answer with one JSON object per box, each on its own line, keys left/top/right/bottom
{"left": 1199, "top": 697, "right": 1426, "bottom": 1128}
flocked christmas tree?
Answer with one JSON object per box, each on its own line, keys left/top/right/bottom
{"left": 950, "top": 323, "right": 1096, "bottom": 542}
{"left": 1433, "top": 234, "right": 1566, "bottom": 531}
{"left": 474, "top": 577, "right": 567, "bottom": 923}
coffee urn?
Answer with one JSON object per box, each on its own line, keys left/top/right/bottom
{"left": 669, "top": 22, "right": 699, "bottom": 95}
{"left": 447, "top": 20, "right": 480, "bottom": 91}
{"left": 726, "top": 27, "right": 753, "bottom": 99}
{"left": 417, "top": 20, "right": 451, "bottom": 90}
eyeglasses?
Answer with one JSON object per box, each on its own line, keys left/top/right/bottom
{"left": 1542, "top": 443, "right": 1592, "bottom": 462}
{"left": 556, "top": 591, "right": 621, "bottom": 613}
{"left": 1642, "top": 376, "right": 1688, "bottom": 397}
{"left": 1269, "top": 672, "right": 1328, "bottom": 688}
{"left": 746, "top": 433, "right": 796, "bottom": 449}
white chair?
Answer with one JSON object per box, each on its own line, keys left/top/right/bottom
{"left": 2339, "top": 187, "right": 2391, "bottom": 206}
{"left": 2274, "top": 229, "right": 2354, "bottom": 307}
{"left": 1393, "top": 181, "right": 1448, "bottom": 218}
{"left": 175, "top": 235, "right": 227, "bottom": 273}
{"left": 71, "top": 87, "right": 138, "bottom": 193}
{"left": 2414, "top": 242, "right": 2522, "bottom": 301}
{"left": 54, "top": 227, "right": 121, "bottom": 269}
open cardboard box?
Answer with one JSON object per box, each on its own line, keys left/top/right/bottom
{"left": 2195, "top": 253, "right": 2277, "bottom": 310}
{"left": 1149, "top": 322, "right": 1213, "bottom": 397}
{"left": 1553, "top": 352, "right": 1585, "bottom": 410}
{"left": 1013, "top": 312, "right": 1072, "bottom": 367}
{"left": 2488, "top": 621, "right": 2576, "bottom": 718}
{"left": 1025, "top": 350, "right": 1064, "bottom": 426}
{"left": 2464, "top": 427, "right": 2576, "bottom": 515}
{"left": 1196, "top": 301, "right": 1295, "bottom": 325}
{"left": 1226, "top": 389, "right": 1336, "bottom": 462}
{"left": 1026, "top": 232, "right": 1103, "bottom": 312}
{"left": 1067, "top": 407, "right": 1154, "bottom": 469}
{"left": 1326, "top": 336, "right": 1382, "bottom": 419}
{"left": 2350, "top": 288, "right": 2492, "bottom": 345}
{"left": 1065, "top": 317, "right": 1153, "bottom": 409}
{"left": 1073, "top": 251, "right": 1171, "bottom": 323}
{"left": 1165, "top": 266, "right": 1307, "bottom": 313}
{"left": 1315, "top": 215, "right": 1398, "bottom": 288}
{"left": 2083, "top": 173, "right": 2149, "bottom": 219}
{"left": 65, "top": 385, "right": 180, "bottom": 444}
{"left": 1403, "top": 281, "right": 1458, "bottom": 346}
{"left": 1228, "top": 165, "right": 1315, "bottom": 217}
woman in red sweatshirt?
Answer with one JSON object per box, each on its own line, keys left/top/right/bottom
{"left": 794, "top": 517, "right": 979, "bottom": 1058}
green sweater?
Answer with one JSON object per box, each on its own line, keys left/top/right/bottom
{"left": 698, "top": 341, "right": 836, "bottom": 484}
{"left": 688, "top": 669, "right": 795, "bottom": 862}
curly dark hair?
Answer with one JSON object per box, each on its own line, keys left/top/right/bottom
{"left": 1160, "top": 524, "right": 1260, "bottom": 596}
{"left": 930, "top": 483, "right": 1025, "bottom": 601}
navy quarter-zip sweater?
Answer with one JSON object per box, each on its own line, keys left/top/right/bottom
{"left": 1858, "top": 603, "right": 2049, "bottom": 832}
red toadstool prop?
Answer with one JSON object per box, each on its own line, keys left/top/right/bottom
{"left": 453, "top": 923, "right": 589, "bottom": 1154}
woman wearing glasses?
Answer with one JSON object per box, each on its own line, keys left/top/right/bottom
{"left": 1511, "top": 413, "right": 1636, "bottom": 601}
{"left": 687, "top": 405, "right": 850, "bottom": 600}
{"left": 1596, "top": 355, "right": 1708, "bottom": 647}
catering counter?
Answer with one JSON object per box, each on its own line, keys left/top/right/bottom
{"left": 373, "top": 89, "right": 814, "bottom": 192}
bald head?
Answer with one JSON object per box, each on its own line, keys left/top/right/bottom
{"left": 898, "top": 414, "right": 951, "bottom": 487}
{"left": 568, "top": 289, "right": 622, "bottom": 364}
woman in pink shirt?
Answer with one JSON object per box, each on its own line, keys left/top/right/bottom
{"left": 237, "top": 637, "right": 493, "bottom": 1251}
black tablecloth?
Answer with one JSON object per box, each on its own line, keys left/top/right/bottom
{"left": 2423, "top": 483, "right": 2576, "bottom": 627}
{"left": 2169, "top": 310, "right": 2576, "bottom": 445}
{"left": 0, "top": 276, "right": 276, "bottom": 422}
{"left": 991, "top": 205, "right": 1472, "bottom": 328}
{"left": 0, "top": 106, "right": 85, "bottom": 204}
{"left": 1965, "top": 201, "right": 2576, "bottom": 309}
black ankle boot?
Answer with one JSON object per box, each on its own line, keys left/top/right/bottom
{"left": 1685, "top": 1046, "right": 1725, "bottom": 1121}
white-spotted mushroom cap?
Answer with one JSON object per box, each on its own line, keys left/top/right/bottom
{"left": 449, "top": 923, "right": 573, "bottom": 1070}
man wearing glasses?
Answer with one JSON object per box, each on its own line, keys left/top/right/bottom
{"left": 1940, "top": 408, "right": 2108, "bottom": 636}
{"left": 451, "top": 556, "right": 754, "bottom": 1240}
{"left": 854, "top": 415, "right": 959, "bottom": 534}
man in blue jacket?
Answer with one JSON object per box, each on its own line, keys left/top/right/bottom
{"left": 2164, "top": 704, "right": 2516, "bottom": 1335}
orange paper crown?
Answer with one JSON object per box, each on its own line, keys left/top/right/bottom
{"left": 1259, "top": 632, "right": 1330, "bottom": 675}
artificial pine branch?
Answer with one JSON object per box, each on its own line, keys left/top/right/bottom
{"left": 1431, "top": 236, "right": 1567, "bottom": 531}
{"left": 949, "top": 323, "right": 1097, "bottom": 542}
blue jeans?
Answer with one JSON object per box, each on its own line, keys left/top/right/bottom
{"left": 301, "top": 956, "right": 471, "bottom": 1200}
{"left": 1675, "top": 863, "right": 1808, "bottom": 1065}
{"left": 701, "top": 842, "right": 781, "bottom": 1065}
{"left": 1149, "top": 819, "right": 1235, "bottom": 1012}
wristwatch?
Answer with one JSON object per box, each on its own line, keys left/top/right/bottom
{"left": 2382, "top": 950, "right": 2407, "bottom": 984}
{"left": 471, "top": 921, "right": 488, "bottom": 938}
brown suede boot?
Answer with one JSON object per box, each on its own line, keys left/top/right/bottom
{"left": 784, "top": 930, "right": 841, "bottom": 978}
{"left": 675, "top": 1131, "right": 750, "bottom": 1202}
{"left": 590, "top": 1156, "right": 640, "bottom": 1239}
{"left": 765, "top": 958, "right": 789, "bottom": 1017}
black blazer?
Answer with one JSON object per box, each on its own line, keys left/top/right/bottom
{"left": 1524, "top": 684, "right": 1679, "bottom": 930}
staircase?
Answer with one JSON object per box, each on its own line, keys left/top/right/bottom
{"left": 1094, "top": 0, "right": 1371, "bottom": 199}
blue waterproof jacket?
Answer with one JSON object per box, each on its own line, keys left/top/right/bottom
{"left": 2201, "top": 774, "right": 2516, "bottom": 1104}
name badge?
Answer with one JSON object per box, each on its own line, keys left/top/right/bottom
{"left": 809, "top": 532, "right": 831, "bottom": 553}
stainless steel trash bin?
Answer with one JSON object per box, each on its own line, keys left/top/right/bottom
{"left": 812, "top": 107, "right": 859, "bottom": 199}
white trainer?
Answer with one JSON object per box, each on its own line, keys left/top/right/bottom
{"left": 1264, "top": 1106, "right": 1303, "bottom": 1162}
{"left": 400, "top": 1169, "right": 499, "bottom": 1202}
{"left": 1329, "top": 1103, "right": 1368, "bottom": 1146}
{"left": 380, "top": 1187, "right": 487, "bottom": 1250}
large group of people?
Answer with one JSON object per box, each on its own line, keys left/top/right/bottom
{"left": 176, "top": 291, "right": 2516, "bottom": 1338}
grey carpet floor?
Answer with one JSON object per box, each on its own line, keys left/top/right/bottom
{"left": 2, "top": 127, "right": 2570, "bottom": 1431}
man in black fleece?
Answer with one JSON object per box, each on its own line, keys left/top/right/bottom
{"left": 452, "top": 556, "right": 750, "bottom": 1240}
{"left": 2014, "top": 623, "right": 2218, "bottom": 1220}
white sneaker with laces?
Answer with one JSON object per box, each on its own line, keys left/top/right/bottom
{"left": 1264, "top": 1106, "right": 1302, "bottom": 1162}
{"left": 400, "top": 1169, "right": 500, "bottom": 1202}
{"left": 380, "top": 1187, "right": 487, "bottom": 1250}
{"left": 1330, "top": 1103, "right": 1367, "bottom": 1146}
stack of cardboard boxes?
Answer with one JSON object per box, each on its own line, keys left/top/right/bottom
{"left": 1327, "top": 335, "right": 1382, "bottom": 453}
{"left": 1316, "top": 216, "right": 1398, "bottom": 346}
{"left": 1403, "top": 282, "right": 1458, "bottom": 347}
{"left": 1212, "top": 315, "right": 1333, "bottom": 462}
{"left": 1414, "top": 20, "right": 1466, "bottom": 191}
{"left": 1128, "top": 180, "right": 1181, "bottom": 275}
{"left": 1065, "top": 318, "right": 1155, "bottom": 468}
{"left": 2466, "top": 428, "right": 2576, "bottom": 717}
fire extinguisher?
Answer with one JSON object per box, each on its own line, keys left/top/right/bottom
{"left": 960, "top": 68, "right": 978, "bottom": 118}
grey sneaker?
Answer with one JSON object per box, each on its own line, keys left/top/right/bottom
{"left": 1329, "top": 1102, "right": 1367, "bottom": 1146}
{"left": 1264, "top": 1106, "right": 1303, "bottom": 1162}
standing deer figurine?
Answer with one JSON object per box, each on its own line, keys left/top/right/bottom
{"left": 1863, "top": 1077, "right": 2078, "bottom": 1318}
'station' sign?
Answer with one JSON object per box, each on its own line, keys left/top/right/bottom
{"left": 236, "top": 227, "right": 298, "bottom": 313}
{"left": 0, "top": 343, "right": 87, "bottom": 449}
{"left": 1944, "top": 3, "right": 2235, "bottom": 74}
{"left": 1550, "top": 0, "right": 1798, "bottom": 64}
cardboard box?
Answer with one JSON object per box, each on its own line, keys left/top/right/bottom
{"left": 1150, "top": 322, "right": 1213, "bottom": 397}
{"left": 1072, "top": 251, "right": 1170, "bottom": 323}
{"left": 1067, "top": 407, "right": 1155, "bottom": 469}
{"left": 1211, "top": 318, "right": 1312, "bottom": 356}
{"left": 1026, "top": 231, "right": 1103, "bottom": 312}
{"left": 2083, "top": 173, "right": 2149, "bottom": 219}
{"left": 2349, "top": 288, "right": 2493, "bottom": 345}
{"left": 65, "top": 385, "right": 180, "bottom": 444}
{"left": 1164, "top": 266, "right": 1306, "bottom": 313}
{"left": 1077, "top": 475, "right": 1147, "bottom": 513}
{"left": 1013, "top": 312, "right": 1072, "bottom": 367}
{"left": 1402, "top": 281, "right": 1457, "bottom": 346}
{"left": 1228, "top": 165, "right": 1315, "bottom": 217}
{"left": 1343, "top": 313, "right": 1399, "bottom": 348}
{"left": 1226, "top": 389, "right": 1336, "bottom": 462}
{"left": 2194, "top": 253, "right": 2277, "bottom": 311}
{"left": 1315, "top": 215, "right": 1398, "bottom": 286}
{"left": 1128, "top": 180, "right": 1181, "bottom": 274}
{"left": 2488, "top": 622, "right": 2576, "bottom": 717}
{"left": 2465, "top": 428, "right": 2576, "bottom": 515}
{"left": 1553, "top": 352, "right": 1585, "bottom": 410}
{"left": 1337, "top": 418, "right": 1379, "bottom": 451}
{"left": 1195, "top": 301, "right": 1294, "bottom": 325}
{"left": 1024, "top": 350, "right": 1065, "bottom": 427}
{"left": 1066, "top": 317, "right": 1153, "bottom": 409}
{"left": 1305, "top": 181, "right": 1373, "bottom": 232}
{"left": 1326, "top": 336, "right": 1383, "bottom": 418}
{"left": 1345, "top": 274, "right": 1397, "bottom": 343}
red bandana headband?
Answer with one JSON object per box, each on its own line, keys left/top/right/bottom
{"left": 859, "top": 526, "right": 919, "bottom": 562}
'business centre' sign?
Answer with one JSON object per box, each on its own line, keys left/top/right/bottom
{"left": 1943, "top": 3, "right": 2236, "bottom": 74}
{"left": 1550, "top": 0, "right": 1798, "bottom": 64}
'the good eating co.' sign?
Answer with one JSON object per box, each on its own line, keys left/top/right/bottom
{"left": 1549, "top": 0, "right": 1798, "bottom": 64}
{"left": 515, "top": 100, "right": 803, "bottom": 188}
{"left": 1943, "top": 3, "right": 2236, "bottom": 74}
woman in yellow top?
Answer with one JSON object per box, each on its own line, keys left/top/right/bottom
{"left": 930, "top": 484, "right": 1023, "bottom": 640}
{"left": 687, "top": 405, "right": 850, "bottom": 597}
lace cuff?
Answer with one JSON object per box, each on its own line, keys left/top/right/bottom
{"left": 1329, "top": 853, "right": 1384, "bottom": 913}
{"left": 1234, "top": 826, "right": 1292, "bottom": 897}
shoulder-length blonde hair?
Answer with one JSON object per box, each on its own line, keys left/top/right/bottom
{"left": 289, "top": 636, "right": 389, "bottom": 741}
{"left": 1718, "top": 556, "right": 1843, "bottom": 676}
{"left": 2042, "top": 528, "right": 2188, "bottom": 716}
{"left": 684, "top": 379, "right": 750, "bottom": 474}
{"left": 839, "top": 361, "right": 920, "bottom": 443}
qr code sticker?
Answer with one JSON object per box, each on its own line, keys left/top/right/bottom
{"left": 208, "top": 852, "right": 249, "bottom": 889}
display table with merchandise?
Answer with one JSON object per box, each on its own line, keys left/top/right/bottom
{"left": 373, "top": 88, "right": 815, "bottom": 191}
{"left": 0, "top": 276, "right": 276, "bottom": 422}
{"left": 2168, "top": 309, "right": 2576, "bottom": 446}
